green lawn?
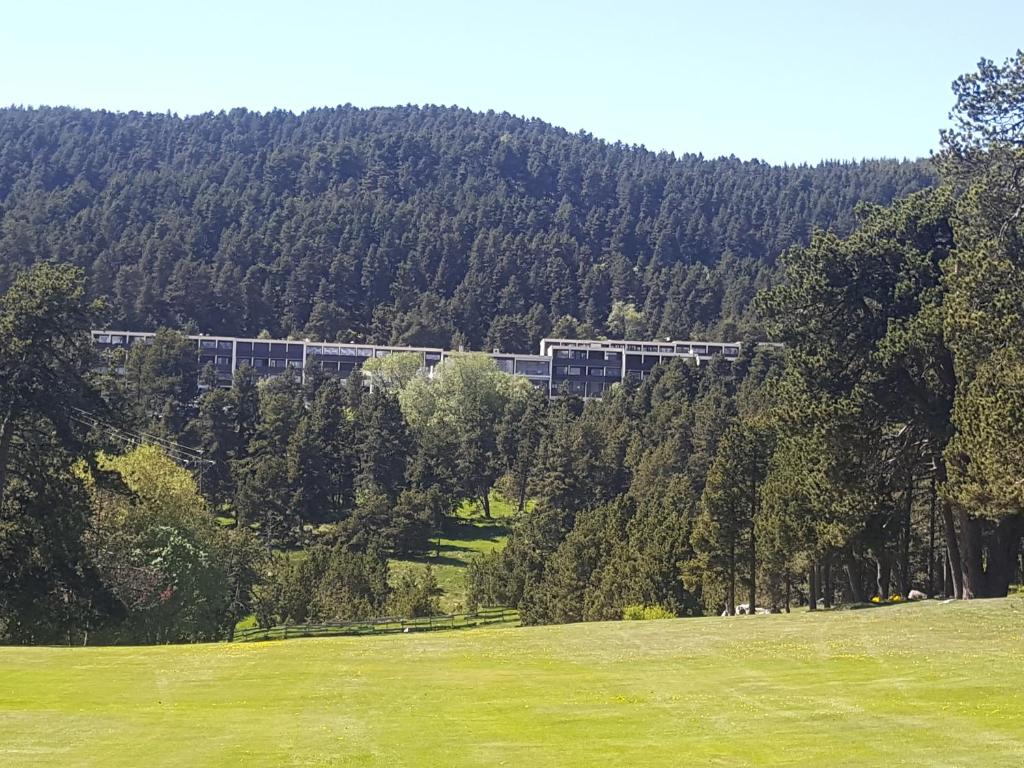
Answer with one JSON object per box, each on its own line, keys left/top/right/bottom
{"left": 388, "top": 492, "right": 517, "bottom": 612}
{"left": 3, "top": 598, "right": 1024, "bottom": 767}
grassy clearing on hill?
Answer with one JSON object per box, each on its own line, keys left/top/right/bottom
{"left": 388, "top": 492, "right": 518, "bottom": 612}
{"left": 232, "top": 494, "right": 517, "bottom": 633}
{"left": 3, "top": 598, "right": 1023, "bottom": 767}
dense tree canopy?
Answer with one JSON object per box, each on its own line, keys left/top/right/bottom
{"left": 0, "top": 105, "right": 933, "bottom": 350}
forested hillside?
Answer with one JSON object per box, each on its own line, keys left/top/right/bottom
{"left": 0, "top": 105, "right": 933, "bottom": 349}
{"left": 6, "top": 51, "right": 1024, "bottom": 646}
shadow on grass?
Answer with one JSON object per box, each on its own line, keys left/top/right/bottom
{"left": 436, "top": 542, "right": 476, "bottom": 554}
{"left": 831, "top": 599, "right": 935, "bottom": 611}
{"left": 442, "top": 519, "right": 511, "bottom": 544}
{"left": 397, "top": 517, "right": 515, "bottom": 569}
{"left": 403, "top": 553, "right": 470, "bottom": 568}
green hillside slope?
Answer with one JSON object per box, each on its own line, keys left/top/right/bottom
{"left": 2, "top": 598, "right": 1022, "bottom": 767}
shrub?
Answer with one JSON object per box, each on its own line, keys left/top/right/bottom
{"left": 466, "top": 551, "right": 511, "bottom": 612}
{"left": 390, "top": 567, "right": 442, "bottom": 618}
{"left": 254, "top": 544, "right": 391, "bottom": 626}
{"left": 622, "top": 604, "right": 676, "bottom": 621}
{"left": 338, "top": 490, "right": 434, "bottom": 556}
{"left": 78, "top": 445, "right": 238, "bottom": 643}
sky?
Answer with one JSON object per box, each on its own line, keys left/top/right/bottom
{"left": 2, "top": 0, "right": 1022, "bottom": 164}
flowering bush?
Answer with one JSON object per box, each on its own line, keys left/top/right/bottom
{"left": 869, "top": 595, "right": 903, "bottom": 604}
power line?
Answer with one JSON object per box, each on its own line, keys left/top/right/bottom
{"left": 68, "top": 407, "right": 214, "bottom": 471}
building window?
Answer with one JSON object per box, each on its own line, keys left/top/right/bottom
{"left": 567, "top": 366, "right": 583, "bottom": 376}
{"left": 516, "top": 360, "right": 550, "bottom": 377}
{"left": 216, "top": 356, "right": 230, "bottom": 366}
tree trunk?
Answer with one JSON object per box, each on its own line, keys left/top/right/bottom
{"left": 940, "top": 546, "right": 949, "bottom": 598}
{"left": 953, "top": 512, "right": 1024, "bottom": 599}
{"left": 957, "top": 509, "right": 982, "bottom": 600}
{"left": 516, "top": 469, "right": 528, "bottom": 514}
{"left": 727, "top": 539, "right": 736, "bottom": 616}
{"left": 941, "top": 501, "right": 964, "bottom": 599}
{"left": 480, "top": 492, "right": 491, "bottom": 519}
{"left": 844, "top": 554, "right": 865, "bottom": 603}
{"left": 0, "top": 403, "right": 15, "bottom": 513}
{"left": 876, "top": 551, "right": 891, "bottom": 600}
{"left": 808, "top": 562, "right": 817, "bottom": 611}
{"left": 820, "top": 555, "right": 831, "bottom": 608}
{"left": 984, "top": 516, "right": 1023, "bottom": 598}
{"left": 927, "top": 477, "right": 937, "bottom": 596}
{"left": 898, "top": 476, "right": 913, "bottom": 598}
{"left": 784, "top": 574, "right": 791, "bottom": 613}
{"left": 747, "top": 522, "right": 756, "bottom": 615}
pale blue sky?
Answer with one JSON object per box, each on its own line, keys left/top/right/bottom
{"left": 2, "top": 1, "right": 1021, "bottom": 163}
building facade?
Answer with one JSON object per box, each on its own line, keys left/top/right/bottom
{"left": 92, "top": 331, "right": 767, "bottom": 397}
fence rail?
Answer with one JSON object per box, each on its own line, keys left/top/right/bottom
{"left": 231, "top": 608, "right": 519, "bottom": 643}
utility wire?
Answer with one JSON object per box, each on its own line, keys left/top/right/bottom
{"left": 68, "top": 407, "right": 213, "bottom": 470}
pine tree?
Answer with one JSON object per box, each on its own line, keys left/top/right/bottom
{"left": 357, "top": 389, "right": 410, "bottom": 504}
{"left": 288, "top": 379, "right": 357, "bottom": 524}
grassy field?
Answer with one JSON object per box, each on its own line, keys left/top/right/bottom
{"left": 388, "top": 492, "right": 517, "bottom": 612}
{"left": 3, "top": 598, "right": 1023, "bottom": 767}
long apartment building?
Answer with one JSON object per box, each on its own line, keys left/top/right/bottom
{"left": 92, "top": 331, "right": 768, "bottom": 398}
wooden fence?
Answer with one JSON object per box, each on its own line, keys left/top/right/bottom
{"left": 232, "top": 607, "right": 518, "bottom": 642}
